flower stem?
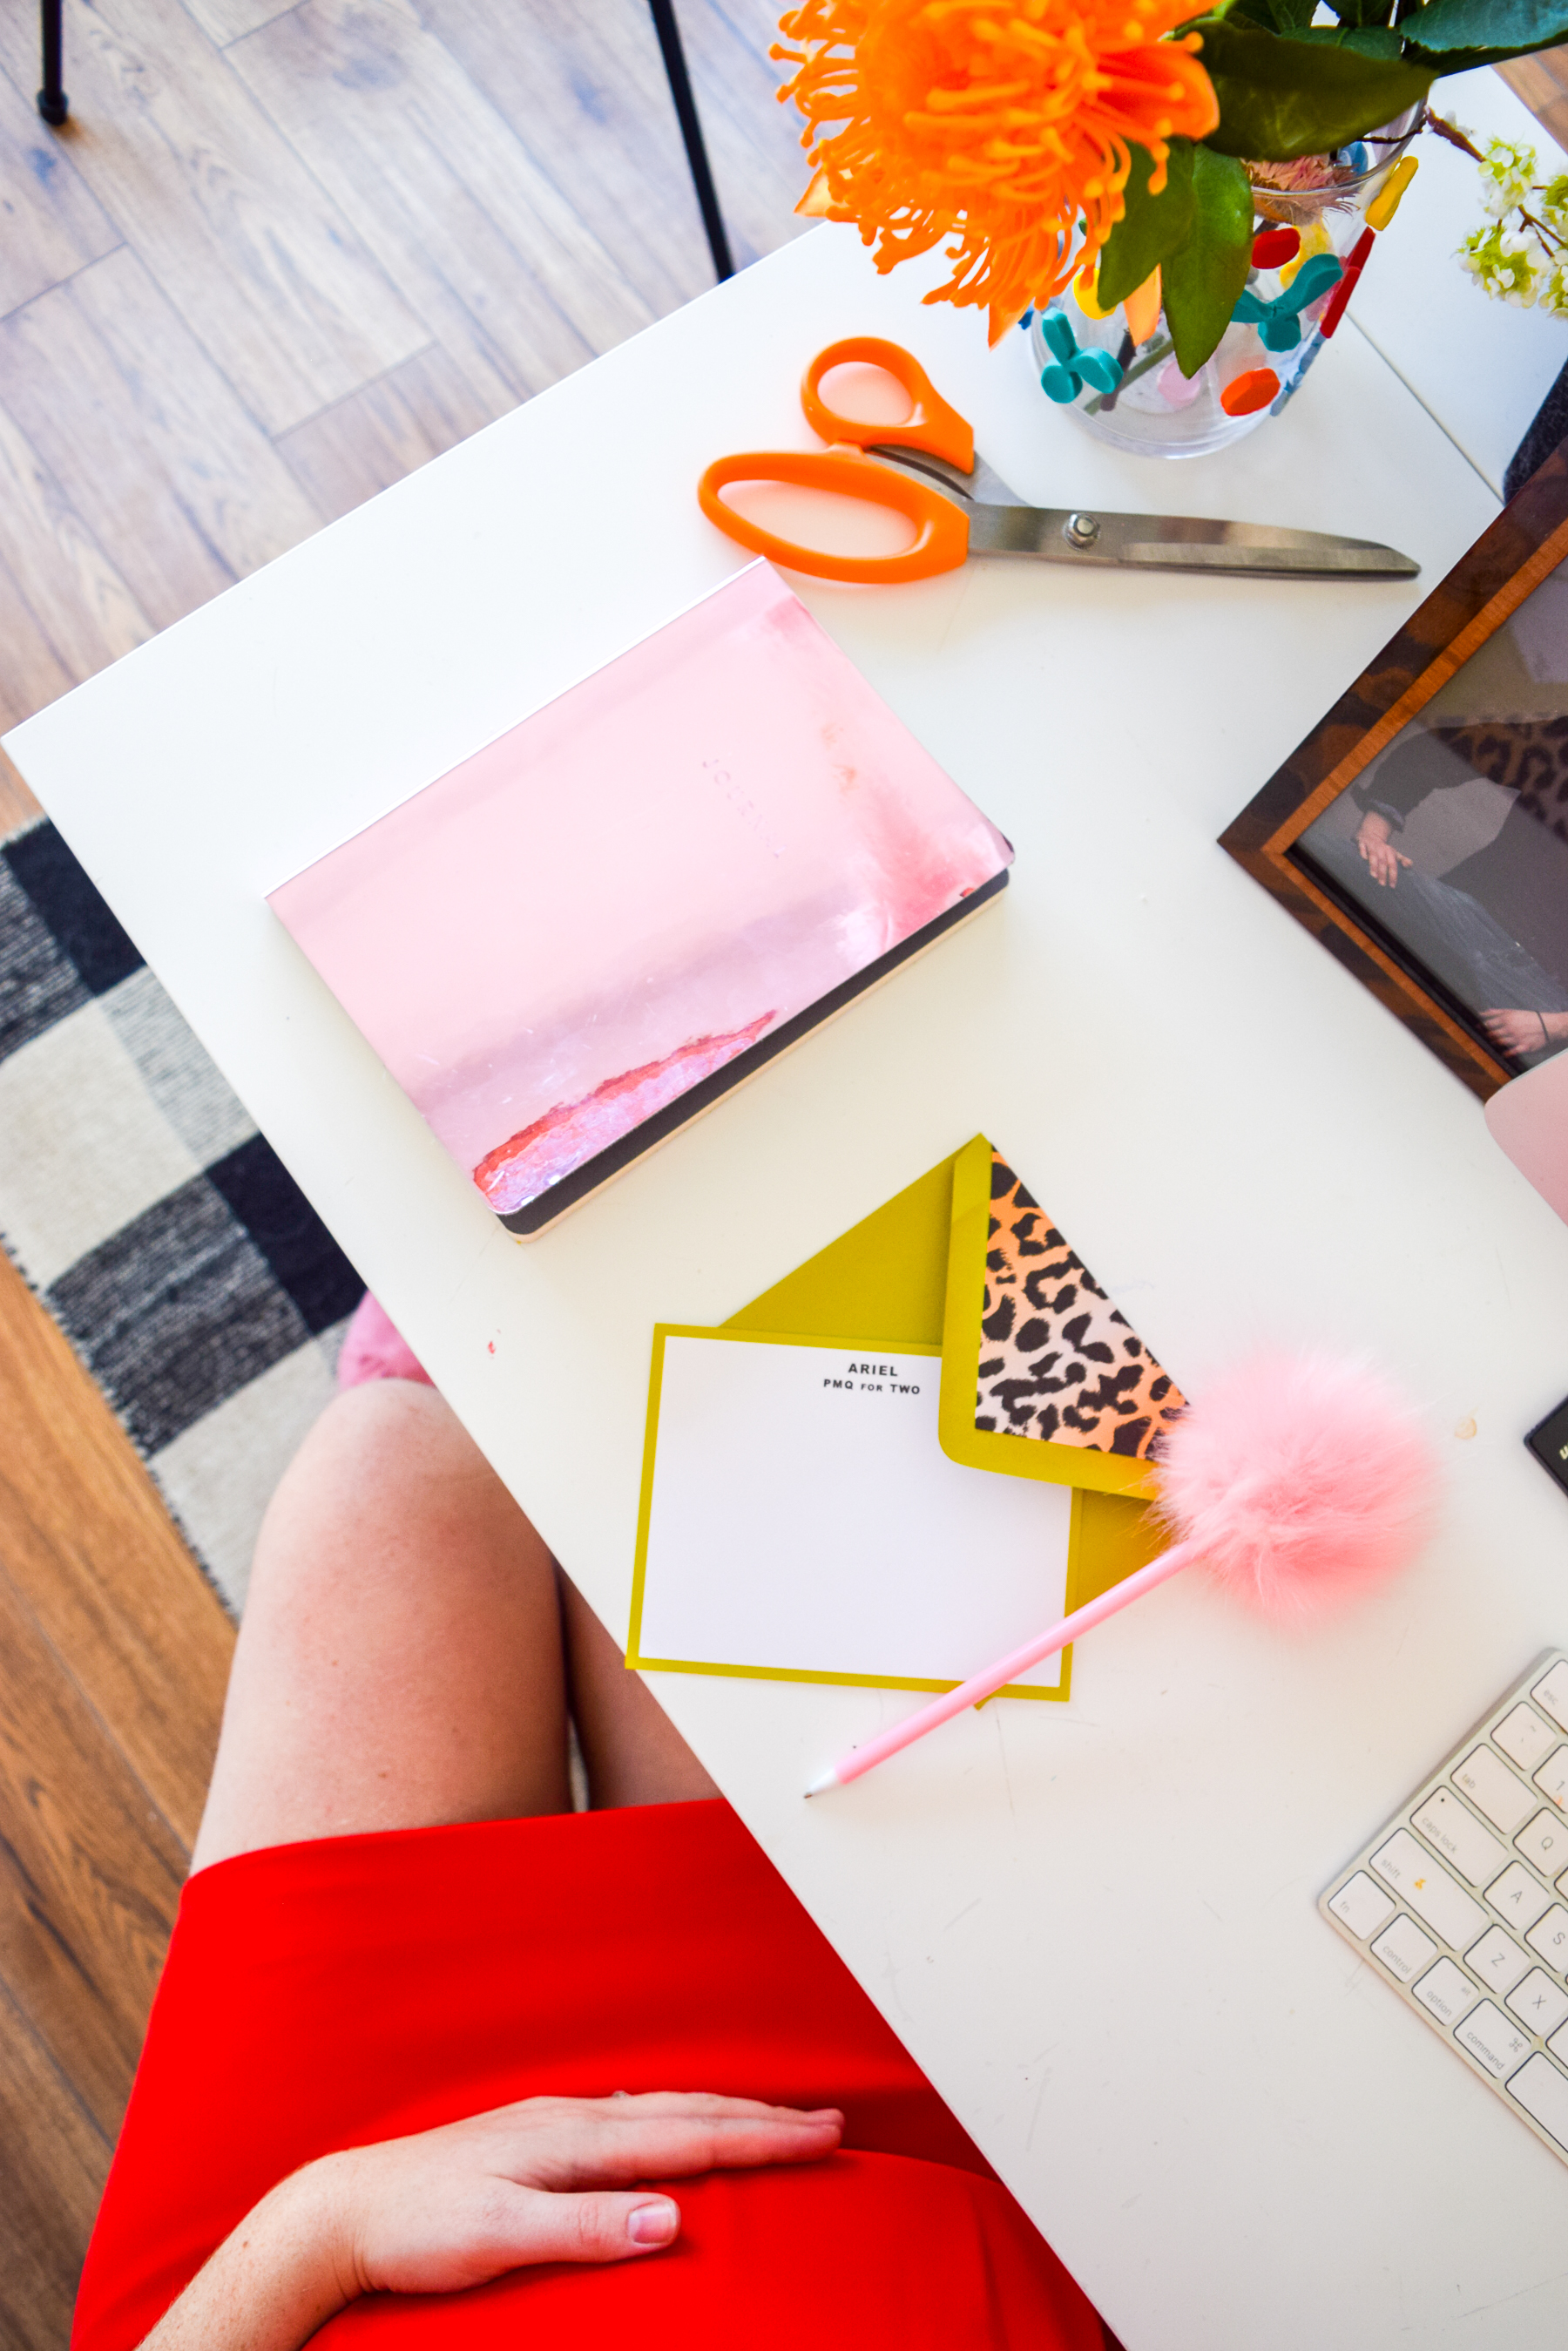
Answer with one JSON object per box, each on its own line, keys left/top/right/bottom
{"left": 1521, "top": 206, "right": 1567, "bottom": 253}
{"left": 1424, "top": 106, "right": 1485, "bottom": 165}
{"left": 1084, "top": 335, "right": 1173, "bottom": 413}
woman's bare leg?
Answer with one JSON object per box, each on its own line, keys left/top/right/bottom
{"left": 192, "top": 1382, "right": 571, "bottom": 1871}
{"left": 558, "top": 1572, "right": 720, "bottom": 1810}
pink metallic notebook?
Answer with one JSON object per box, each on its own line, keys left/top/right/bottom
{"left": 268, "top": 564, "right": 1012, "bottom": 1233}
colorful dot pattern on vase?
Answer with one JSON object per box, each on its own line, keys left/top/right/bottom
{"left": 1231, "top": 253, "right": 1342, "bottom": 351}
{"left": 1072, "top": 265, "right": 1116, "bottom": 321}
{"left": 1251, "top": 227, "right": 1299, "bottom": 270}
{"left": 1220, "top": 368, "right": 1280, "bottom": 417}
{"left": 1039, "top": 308, "right": 1124, "bottom": 404}
{"left": 1277, "top": 217, "right": 1331, "bottom": 289}
{"left": 1365, "top": 153, "right": 1419, "bottom": 233}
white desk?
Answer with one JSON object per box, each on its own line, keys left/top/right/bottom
{"left": 10, "top": 193, "right": 1568, "bottom": 2349}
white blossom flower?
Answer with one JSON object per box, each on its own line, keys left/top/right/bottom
{"left": 1460, "top": 220, "right": 1544, "bottom": 304}
{"left": 1454, "top": 130, "right": 1568, "bottom": 315}
{"left": 1478, "top": 136, "right": 1538, "bottom": 220}
{"left": 1539, "top": 173, "right": 1568, "bottom": 237}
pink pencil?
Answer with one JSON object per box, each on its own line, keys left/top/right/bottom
{"left": 805, "top": 1352, "right": 1436, "bottom": 1797}
{"left": 805, "top": 1545, "right": 1193, "bottom": 1794}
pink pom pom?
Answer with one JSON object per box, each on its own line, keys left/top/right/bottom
{"left": 1152, "top": 1352, "right": 1438, "bottom": 1617}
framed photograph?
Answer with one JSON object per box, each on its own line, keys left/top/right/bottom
{"left": 1220, "top": 447, "right": 1568, "bottom": 1101}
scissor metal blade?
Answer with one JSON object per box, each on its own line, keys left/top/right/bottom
{"left": 864, "top": 444, "right": 1416, "bottom": 579}
{"left": 966, "top": 502, "right": 1417, "bottom": 579}
{"left": 866, "top": 440, "right": 1027, "bottom": 507}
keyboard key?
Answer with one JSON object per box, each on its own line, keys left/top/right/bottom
{"left": 1450, "top": 1746, "right": 1534, "bottom": 1836}
{"left": 1495, "top": 1704, "right": 1558, "bottom": 1772}
{"left": 1413, "top": 1788, "right": 1509, "bottom": 1884}
{"left": 1328, "top": 1871, "right": 1396, "bottom": 1941}
{"left": 1510, "top": 2050, "right": 1568, "bottom": 2151}
{"left": 1531, "top": 1663, "right": 1568, "bottom": 1734}
{"left": 1509, "top": 1969, "right": 1568, "bottom": 2039}
{"left": 1457, "top": 1999, "right": 1533, "bottom": 2077}
{"left": 1371, "top": 1914, "right": 1438, "bottom": 1984}
{"left": 1517, "top": 1809, "right": 1568, "bottom": 1879}
{"left": 1466, "top": 1925, "right": 1531, "bottom": 1996}
{"left": 1526, "top": 1905, "right": 1568, "bottom": 1973}
{"left": 1488, "top": 1861, "right": 1553, "bottom": 1934}
{"left": 1321, "top": 1657, "right": 1568, "bottom": 2175}
{"left": 1370, "top": 1830, "right": 1488, "bottom": 1948}
{"left": 1414, "top": 1956, "right": 1477, "bottom": 2026}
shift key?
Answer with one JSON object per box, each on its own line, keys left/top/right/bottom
{"left": 1371, "top": 1829, "right": 1488, "bottom": 1948}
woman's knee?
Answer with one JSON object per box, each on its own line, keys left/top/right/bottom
{"left": 246, "top": 1381, "right": 524, "bottom": 1622}
{"left": 293, "top": 1379, "right": 474, "bottom": 1494}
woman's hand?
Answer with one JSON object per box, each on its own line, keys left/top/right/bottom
{"left": 333, "top": 2091, "right": 842, "bottom": 2293}
{"left": 1355, "top": 811, "right": 1411, "bottom": 890}
{"left": 139, "top": 2092, "right": 842, "bottom": 2351}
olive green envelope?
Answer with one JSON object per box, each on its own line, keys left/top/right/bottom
{"left": 625, "top": 1135, "right": 1173, "bottom": 1704}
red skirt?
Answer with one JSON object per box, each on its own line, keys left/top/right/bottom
{"left": 73, "top": 1799, "right": 1103, "bottom": 2350}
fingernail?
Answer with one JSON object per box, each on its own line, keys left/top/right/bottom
{"left": 628, "top": 2199, "right": 678, "bottom": 2246}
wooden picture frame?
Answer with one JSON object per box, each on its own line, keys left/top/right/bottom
{"left": 1220, "top": 446, "right": 1568, "bottom": 1102}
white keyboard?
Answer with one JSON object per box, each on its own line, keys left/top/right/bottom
{"left": 1321, "top": 1650, "right": 1568, "bottom": 2168}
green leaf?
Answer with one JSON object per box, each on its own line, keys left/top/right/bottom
{"left": 1227, "top": 0, "right": 1316, "bottom": 32}
{"left": 1298, "top": 20, "right": 1405, "bottom": 49}
{"left": 1321, "top": 0, "right": 1396, "bottom": 27}
{"left": 1096, "top": 141, "right": 1197, "bottom": 308}
{"left": 1194, "top": 18, "right": 1434, "bottom": 157}
{"left": 1400, "top": 0, "right": 1568, "bottom": 64}
{"left": 1400, "top": 0, "right": 1568, "bottom": 48}
{"left": 1161, "top": 146, "right": 1254, "bottom": 376}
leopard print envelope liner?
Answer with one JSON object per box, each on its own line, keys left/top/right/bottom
{"left": 937, "top": 1134, "right": 1185, "bottom": 1497}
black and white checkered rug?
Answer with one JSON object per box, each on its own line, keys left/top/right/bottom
{"left": 0, "top": 817, "right": 365, "bottom": 1612}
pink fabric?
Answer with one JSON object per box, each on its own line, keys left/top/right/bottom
{"left": 336, "top": 1293, "right": 435, "bottom": 1391}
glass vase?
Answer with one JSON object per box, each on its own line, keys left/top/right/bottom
{"left": 1029, "top": 112, "right": 1423, "bottom": 459}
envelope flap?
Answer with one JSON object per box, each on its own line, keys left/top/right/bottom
{"left": 727, "top": 1154, "right": 956, "bottom": 1343}
{"left": 939, "top": 1134, "right": 1184, "bottom": 1494}
{"left": 704, "top": 1137, "right": 1167, "bottom": 1686}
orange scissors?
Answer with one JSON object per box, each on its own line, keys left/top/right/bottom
{"left": 698, "top": 336, "right": 1416, "bottom": 585}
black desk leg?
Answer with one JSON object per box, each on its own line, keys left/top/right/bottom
{"left": 38, "top": 0, "right": 69, "bottom": 125}
{"left": 647, "top": 0, "right": 733, "bottom": 283}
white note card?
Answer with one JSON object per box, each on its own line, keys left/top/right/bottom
{"left": 629, "top": 1331, "right": 1071, "bottom": 1692}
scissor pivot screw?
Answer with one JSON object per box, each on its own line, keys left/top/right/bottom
{"left": 1064, "top": 512, "right": 1100, "bottom": 549}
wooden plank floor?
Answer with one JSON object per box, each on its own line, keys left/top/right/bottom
{"left": 0, "top": 16, "right": 1564, "bottom": 2340}
{"left": 0, "top": 1249, "right": 233, "bottom": 2347}
{"left": 0, "top": 0, "right": 809, "bottom": 745}
{"left": 1499, "top": 51, "right": 1568, "bottom": 158}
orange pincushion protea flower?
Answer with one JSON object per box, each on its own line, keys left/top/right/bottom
{"left": 774, "top": 0, "right": 1218, "bottom": 339}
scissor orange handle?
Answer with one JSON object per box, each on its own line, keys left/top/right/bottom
{"left": 801, "top": 338, "right": 974, "bottom": 472}
{"left": 697, "top": 447, "right": 970, "bottom": 585}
